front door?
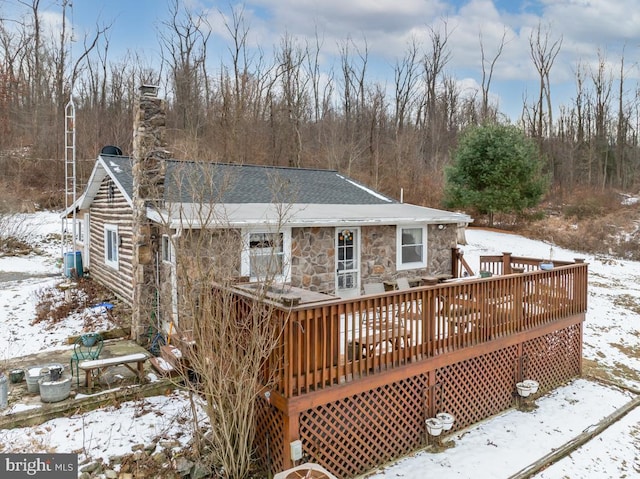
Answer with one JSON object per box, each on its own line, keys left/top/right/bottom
{"left": 335, "top": 227, "right": 360, "bottom": 298}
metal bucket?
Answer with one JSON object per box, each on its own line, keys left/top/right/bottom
{"left": 49, "top": 365, "right": 63, "bottom": 381}
{"left": 9, "top": 369, "right": 24, "bottom": 383}
{"left": 39, "top": 377, "right": 71, "bottom": 403}
{"left": 0, "top": 373, "right": 7, "bottom": 409}
{"left": 25, "top": 366, "right": 44, "bottom": 394}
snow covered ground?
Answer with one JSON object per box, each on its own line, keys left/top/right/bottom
{"left": 0, "top": 213, "right": 639, "bottom": 478}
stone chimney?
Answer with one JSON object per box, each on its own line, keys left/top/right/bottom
{"left": 132, "top": 85, "right": 167, "bottom": 203}
{"left": 131, "top": 85, "right": 168, "bottom": 343}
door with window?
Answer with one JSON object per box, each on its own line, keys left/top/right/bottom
{"left": 335, "top": 228, "right": 360, "bottom": 298}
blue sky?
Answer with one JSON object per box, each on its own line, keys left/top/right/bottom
{"left": 6, "top": 0, "right": 640, "bottom": 121}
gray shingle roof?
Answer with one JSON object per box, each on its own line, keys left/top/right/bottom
{"left": 100, "top": 155, "right": 395, "bottom": 205}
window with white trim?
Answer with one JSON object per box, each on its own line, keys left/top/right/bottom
{"left": 242, "top": 230, "right": 291, "bottom": 281}
{"left": 75, "top": 219, "right": 84, "bottom": 243}
{"left": 161, "top": 235, "right": 172, "bottom": 262}
{"left": 396, "top": 226, "right": 427, "bottom": 270}
{"left": 104, "top": 224, "right": 119, "bottom": 269}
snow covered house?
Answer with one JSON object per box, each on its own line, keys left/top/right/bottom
{"left": 66, "top": 86, "right": 472, "bottom": 340}
{"left": 65, "top": 87, "right": 588, "bottom": 478}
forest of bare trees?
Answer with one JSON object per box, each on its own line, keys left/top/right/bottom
{"left": 2, "top": 1, "right": 640, "bottom": 211}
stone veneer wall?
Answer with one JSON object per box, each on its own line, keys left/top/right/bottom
{"left": 291, "top": 227, "right": 335, "bottom": 293}
{"left": 290, "top": 224, "right": 459, "bottom": 294}
{"left": 426, "top": 224, "right": 458, "bottom": 274}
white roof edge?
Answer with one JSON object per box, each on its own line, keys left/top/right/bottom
{"left": 97, "top": 155, "right": 134, "bottom": 207}
{"left": 63, "top": 156, "right": 134, "bottom": 217}
{"left": 151, "top": 202, "right": 472, "bottom": 230}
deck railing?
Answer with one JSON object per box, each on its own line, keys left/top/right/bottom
{"left": 260, "top": 259, "right": 588, "bottom": 398}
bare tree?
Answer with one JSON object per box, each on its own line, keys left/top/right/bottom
{"left": 615, "top": 47, "right": 632, "bottom": 188}
{"left": 529, "top": 22, "right": 562, "bottom": 138}
{"left": 159, "top": 0, "right": 211, "bottom": 135}
{"left": 274, "top": 34, "right": 309, "bottom": 167}
{"left": 479, "top": 27, "right": 508, "bottom": 122}
{"left": 417, "top": 20, "right": 452, "bottom": 129}
{"left": 590, "top": 49, "right": 613, "bottom": 188}
{"left": 393, "top": 37, "right": 420, "bottom": 133}
{"left": 417, "top": 20, "right": 453, "bottom": 174}
{"left": 336, "top": 36, "right": 369, "bottom": 177}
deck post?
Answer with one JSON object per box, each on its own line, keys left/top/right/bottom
{"left": 427, "top": 370, "right": 437, "bottom": 417}
{"left": 282, "top": 411, "right": 300, "bottom": 469}
{"left": 451, "top": 247, "right": 460, "bottom": 278}
{"left": 502, "top": 252, "right": 512, "bottom": 274}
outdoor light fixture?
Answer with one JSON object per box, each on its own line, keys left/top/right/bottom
{"left": 437, "top": 224, "right": 446, "bottom": 230}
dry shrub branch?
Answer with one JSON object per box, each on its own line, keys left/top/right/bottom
{"left": 163, "top": 164, "right": 291, "bottom": 478}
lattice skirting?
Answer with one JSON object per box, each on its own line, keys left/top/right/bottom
{"left": 257, "top": 323, "right": 582, "bottom": 478}
{"left": 255, "top": 398, "right": 285, "bottom": 476}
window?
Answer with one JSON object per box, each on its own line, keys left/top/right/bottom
{"left": 75, "top": 219, "right": 84, "bottom": 243}
{"left": 107, "top": 180, "right": 115, "bottom": 202}
{"left": 161, "top": 235, "right": 172, "bottom": 262}
{"left": 242, "top": 230, "right": 291, "bottom": 281}
{"left": 396, "top": 226, "right": 427, "bottom": 270}
{"left": 104, "top": 224, "right": 119, "bottom": 269}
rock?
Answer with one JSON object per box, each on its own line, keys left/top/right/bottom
{"left": 104, "top": 470, "right": 118, "bottom": 479}
{"left": 151, "top": 451, "right": 169, "bottom": 464}
{"left": 80, "top": 461, "right": 102, "bottom": 474}
{"left": 144, "top": 442, "right": 157, "bottom": 454}
{"left": 190, "top": 462, "right": 210, "bottom": 479}
{"left": 131, "top": 443, "right": 146, "bottom": 452}
{"left": 107, "top": 454, "right": 125, "bottom": 465}
{"left": 159, "top": 439, "right": 181, "bottom": 449}
{"left": 173, "top": 456, "right": 194, "bottom": 475}
{"left": 78, "top": 473, "right": 91, "bottom": 479}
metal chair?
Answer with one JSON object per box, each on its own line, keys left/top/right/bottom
{"left": 70, "top": 333, "right": 104, "bottom": 386}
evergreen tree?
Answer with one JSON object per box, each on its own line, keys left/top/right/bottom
{"left": 444, "top": 123, "right": 548, "bottom": 226}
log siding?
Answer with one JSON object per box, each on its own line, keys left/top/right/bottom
{"left": 89, "top": 179, "right": 134, "bottom": 304}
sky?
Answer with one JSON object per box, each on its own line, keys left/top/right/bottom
{"left": 0, "top": 211, "right": 639, "bottom": 477}
{"left": 3, "top": 0, "right": 640, "bottom": 121}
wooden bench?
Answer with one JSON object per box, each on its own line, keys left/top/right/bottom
{"left": 78, "top": 352, "right": 149, "bottom": 389}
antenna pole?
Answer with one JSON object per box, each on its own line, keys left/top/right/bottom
{"left": 61, "top": 0, "right": 77, "bottom": 269}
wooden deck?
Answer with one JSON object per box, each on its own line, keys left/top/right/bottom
{"left": 247, "top": 254, "right": 588, "bottom": 478}
{"left": 261, "top": 260, "right": 587, "bottom": 399}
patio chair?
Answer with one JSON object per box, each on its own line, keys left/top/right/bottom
{"left": 395, "top": 277, "right": 420, "bottom": 334}
{"left": 396, "top": 277, "right": 411, "bottom": 290}
{"left": 359, "top": 282, "right": 412, "bottom": 354}
{"left": 363, "top": 282, "right": 385, "bottom": 295}
{"left": 70, "top": 333, "right": 104, "bottom": 387}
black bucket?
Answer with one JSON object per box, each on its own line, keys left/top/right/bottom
{"left": 48, "top": 365, "right": 64, "bottom": 381}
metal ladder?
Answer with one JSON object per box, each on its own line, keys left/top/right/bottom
{"left": 62, "top": 97, "right": 76, "bottom": 260}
